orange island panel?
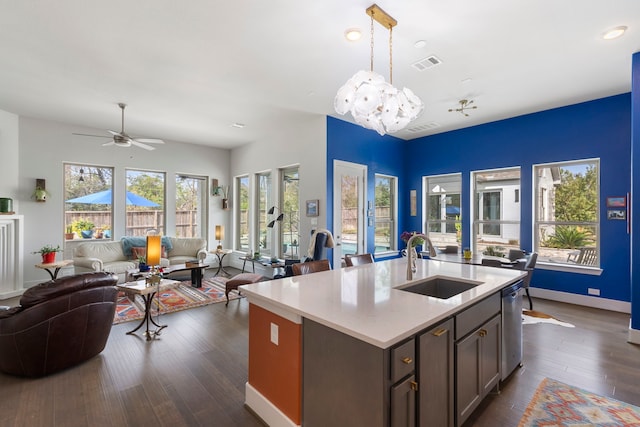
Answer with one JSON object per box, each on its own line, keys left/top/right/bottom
{"left": 248, "top": 303, "right": 302, "bottom": 425}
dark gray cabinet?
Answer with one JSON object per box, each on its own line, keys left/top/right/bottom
{"left": 455, "top": 314, "right": 501, "bottom": 426}
{"left": 391, "top": 374, "right": 417, "bottom": 427}
{"left": 417, "top": 318, "right": 454, "bottom": 427}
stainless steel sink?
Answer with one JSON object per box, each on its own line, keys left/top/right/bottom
{"left": 397, "top": 277, "right": 483, "bottom": 299}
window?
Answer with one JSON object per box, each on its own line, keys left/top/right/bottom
{"left": 175, "top": 174, "right": 207, "bottom": 238}
{"left": 125, "top": 169, "right": 165, "bottom": 236}
{"left": 236, "top": 175, "right": 250, "bottom": 251}
{"left": 256, "top": 172, "right": 272, "bottom": 255}
{"left": 534, "top": 159, "right": 599, "bottom": 267}
{"left": 280, "top": 167, "right": 300, "bottom": 259}
{"left": 374, "top": 174, "right": 397, "bottom": 253}
{"left": 64, "top": 164, "right": 113, "bottom": 240}
{"left": 472, "top": 168, "right": 520, "bottom": 256}
{"left": 424, "top": 174, "right": 461, "bottom": 248}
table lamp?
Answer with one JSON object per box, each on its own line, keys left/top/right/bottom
{"left": 215, "top": 225, "right": 224, "bottom": 250}
{"left": 145, "top": 235, "right": 162, "bottom": 286}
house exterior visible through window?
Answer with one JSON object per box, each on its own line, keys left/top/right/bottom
{"left": 125, "top": 170, "right": 165, "bottom": 236}
{"left": 236, "top": 175, "right": 250, "bottom": 251}
{"left": 175, "top": 174, "right": 207, "bottom": 238}
{"left": 534, "top": 159, "right": 599, "bottom": 267}
{"left": 374, "top": 174, "right": 397, "bottom": 253}
{"left": 280, "top": 167, "right": 300, "bottom": 259}
{"left": 424, "top": 173, "right": 462, "bottom": 249}
{"left": 472, "top": 168, "right": 520, "bottom": 257}
{"left": 256, "top": 172, "right": 272, "bottom": 255}
{"left": 64, "top": 164, "right": 114, "bottom": 240}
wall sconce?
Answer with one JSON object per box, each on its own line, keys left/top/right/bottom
{"left": 267, "top": 206, "right": 284, "bottom": 228}
{"left": 215, "top": 225, "right": 224, "bottom": 250}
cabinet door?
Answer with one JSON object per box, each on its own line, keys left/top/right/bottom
{"left": 418, "top": 318, "right": 454, "bottom": 427}
{"left": 480, "top": 315, "right": 501, "bottom": 396}
{"left": 455, "top": 330, "right": 482, "bottom": 426}
{"left": 391, "top": 375, "right": 417, "bottom": 427}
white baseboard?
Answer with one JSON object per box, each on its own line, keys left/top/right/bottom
{"left": 529, "top": 287, "right": 631, "bottom": 314}
{"left": 245, "top": 383, "right": 300, "bottom": 427}
{"left": 628, "top": 322, "right": 640, "bottom": 344}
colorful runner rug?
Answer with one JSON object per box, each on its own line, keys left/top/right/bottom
{"left": 519, "top": 378, "right": 640, "bottom": 426}
{"left": 114, "top": 277, "right": 239, "bottom": 324}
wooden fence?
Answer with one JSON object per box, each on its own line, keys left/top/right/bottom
{"left": 65, "top": 210, "right": 200, "bottom": 237}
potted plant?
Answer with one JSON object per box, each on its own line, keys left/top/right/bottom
{"left": 138, "top": 255, "right": 150, "bottom": 272}
{"left": 65, "top": 225, "right": 75, "bottom": 240}
{"left": 72, "top": 218, "right": 95, "bottom": 239}
{"left": 32, "top": 244, "right": 62, "bottom": 264}
{"left": 32, "top": 186, "right": 50, "bottom": 202}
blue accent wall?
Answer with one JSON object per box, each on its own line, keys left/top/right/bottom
{"left": 327, "top": 93, "right": 632, "bottom": 302}
{"left": 631, "top": 52, "right": 640, "bottom": 328}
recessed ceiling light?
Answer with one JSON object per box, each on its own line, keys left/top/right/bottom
{"left": 461, "top": 78, "right": 473, "bottom": 84}
{"left": 344, "top": 28, "right": 362, "bottom": 41}
{"left": 414, "top": 40, "right": 427, "bottom": 49}
{"left": 603, "top": 26, "right": 627, "bottom": 40}
{"left": 231, "top": 123, "right": 245, "bottom": 129}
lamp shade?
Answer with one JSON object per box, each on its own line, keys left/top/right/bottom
{"left": 215, "top": 225, "right": 224, "bottom": 240}
{"left": 146, "top": 235, "right": 162, "bottom": 266}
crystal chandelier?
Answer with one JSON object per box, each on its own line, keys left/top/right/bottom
{"left": 334, "top": 4, "right": 423, "bottom": 136}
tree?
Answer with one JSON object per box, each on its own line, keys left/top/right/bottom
{"left": 554, "top": 166, "right": 597, "bottom": 222}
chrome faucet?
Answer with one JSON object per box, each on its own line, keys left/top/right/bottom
{"left": 406, "top": 233, "right": 434, "bottom": 280}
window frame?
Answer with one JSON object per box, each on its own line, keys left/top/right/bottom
{"left": 423, "top": 173, "right": 462, "bottom": 250}
{"left": 471, "top": 167, "right": 521, "bottom": 257}
{"left": 533, "top": 158, "right": 601, "bottom": 274}
{"left": 235, "top": 175, "right": 250, "bottom": 252}
{"left": 175, "top": 173, "right": 208, "bottom": 239}
{"left": 374, "top": 173, "right": 398, "bottom": 254}
{"left": 125, "top": 169, "right": 166, "bottom": 236}
{"left": 255, "top": 171, "right": 272, "bottom": 256}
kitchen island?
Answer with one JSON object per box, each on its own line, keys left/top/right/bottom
{"left": 240, "top": 257, "right": 526, "bottom": 427}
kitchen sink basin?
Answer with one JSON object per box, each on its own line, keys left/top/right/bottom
{"left": 397, "top": 277, "right": 483, "bottom": 299}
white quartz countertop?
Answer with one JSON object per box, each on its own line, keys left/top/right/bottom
{"left": 240, "top": 258, "right": 526, "bottom": 349}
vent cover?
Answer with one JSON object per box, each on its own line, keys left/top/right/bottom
{"left": 411, "top": 55, "right": 442, "bottom": 71}
{"left": 407, "top": 122, "right": 440, "bottom": 133}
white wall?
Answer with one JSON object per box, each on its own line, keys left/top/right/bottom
{"left": 18, "top": 116, "right": 231, "bottom": 286}
{"left": 229, "top": 114, "right": 327, "bottom": 272}
{"left": 0, "top": 110, "right": 20, "bottom": 208}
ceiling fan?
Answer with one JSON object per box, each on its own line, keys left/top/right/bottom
{"left": 73, "top": 103, "right": 165, "bottom": 151}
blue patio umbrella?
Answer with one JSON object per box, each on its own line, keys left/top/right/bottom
{"left": 446, "top": 206, "right": 461, "bottom": 215}
{"left": 66, "top": 189, "right": 159, "bottom": 207}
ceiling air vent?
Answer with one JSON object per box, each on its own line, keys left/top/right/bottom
{"left": 411, "top": 55, "right": 442, "bottom": 71}
{"left": 407, "top": 122, "right": 440, "bottom": 133}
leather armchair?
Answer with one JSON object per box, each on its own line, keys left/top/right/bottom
{"left": 0, "top": 272, "right": 118, "bottom": 377}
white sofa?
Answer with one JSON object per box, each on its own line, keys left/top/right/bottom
{"left": 73, "top": 237, "right": 208, "bottom": 283}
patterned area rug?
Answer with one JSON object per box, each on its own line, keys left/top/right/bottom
{"left": 114, "top": 277, "right": 239, "bottom": 324}
{"left": 519, "top": 378, "right": 640, "bottom": 426}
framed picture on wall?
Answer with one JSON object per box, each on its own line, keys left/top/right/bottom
{"left": 306, "top": 199, "right": 319, "bottom": 217}
{"left": 606, "top": 196, "right": 626, "bottom": 207}
{"left": 607, "top": 209, "right": 626, "bottom": 220}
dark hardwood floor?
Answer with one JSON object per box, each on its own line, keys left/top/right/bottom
{"left": 2, "top": 278, "right": 640, "bottom": 426}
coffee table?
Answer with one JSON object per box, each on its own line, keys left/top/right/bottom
{"left": 162, "top": 262, "right": 209, "bottom": 287}
{"left": 116, "top": 278, "right": 180, "bottom": 340}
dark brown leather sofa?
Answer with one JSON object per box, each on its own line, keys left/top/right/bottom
{"left": 0, "top": 272, "right": 118, "bottom": 377}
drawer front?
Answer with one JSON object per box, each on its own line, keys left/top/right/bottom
{"left": 391, "top": 338, "right": 415, "bottom": 383}
{"left": 455, "top": 293, "right": 500, "bottom": 340}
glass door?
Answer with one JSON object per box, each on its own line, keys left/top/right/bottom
{"left": 333, "top": 160, "right": 366, "bottom": 267}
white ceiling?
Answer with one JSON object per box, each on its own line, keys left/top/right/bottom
{"left": 1, "top": 1, "right": 639, "bottom": 149}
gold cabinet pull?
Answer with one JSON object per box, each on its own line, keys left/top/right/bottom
{"left": 432, "top": 328, "right": 448, "bottom": 337}
{"left": 402, "top": 357, "right": 413, "bottom": 365}
{"left": 479, "top": 329, "right": 487, "bottom": 337}
{"left": 410, "top": 381, "right": 419, "bottom": 391}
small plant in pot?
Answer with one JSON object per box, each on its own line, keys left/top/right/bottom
{"left": 32, "top": 244, "right": 62, "bottom": 264}
{"left": 64, "top": 224, "right": 75, "bottom": 240}
{"left": 138, "top": 255, "right": 150, "bottom": 272}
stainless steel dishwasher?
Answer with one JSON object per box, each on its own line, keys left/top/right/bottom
{"left": 501, "top": 280, "right": 523, "bottom": 380}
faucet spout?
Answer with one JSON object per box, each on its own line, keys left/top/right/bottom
{"left": 406, "top": 233, "right": 433, "bottom": 280}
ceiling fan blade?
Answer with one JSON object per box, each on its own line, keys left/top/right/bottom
{"left": 73, "top": 132, "right": 111, "bottom": 139}
{"left": 108, "top": 129, "right": 124, "bottom": 137}
{"left": 133, "top": 138, "right": 165, "bottom": 144}
{"left": 102, "top": 141, "right": 116, "bottom": 147}
{"left": 130, "top": 140, "right": 156, "bottom": 151}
